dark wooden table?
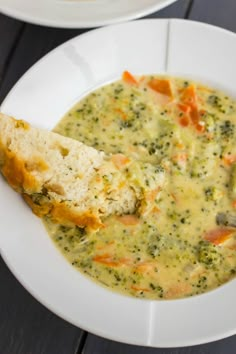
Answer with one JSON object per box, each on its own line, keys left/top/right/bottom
{"left": 0, "top": 0, "right": 236, "bottom": 353}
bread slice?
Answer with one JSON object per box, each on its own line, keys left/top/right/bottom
{"left": 0, "top": 114, "right": 165, "bottom": 230}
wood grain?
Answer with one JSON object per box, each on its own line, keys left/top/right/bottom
{"left": 83, "top": 333, "right": 236, "bottom": 354}
{"left": 0, "top": 13, "right": 23, "bottom": 87}
{"left": 189, "top": 0, "right": 236, "bottom": 32}
{"left": 0, "top": 257, "right": 83, "bottom": 354}
{"left": 145, "top": 0, "right": 191, "bottom": 18}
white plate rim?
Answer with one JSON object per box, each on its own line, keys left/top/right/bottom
{"left": 0, "top": 0, "right": 178, "bottom": 28}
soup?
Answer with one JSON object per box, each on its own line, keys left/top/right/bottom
{"left": 45, "top": 73, "right": 236, "bottom": 299}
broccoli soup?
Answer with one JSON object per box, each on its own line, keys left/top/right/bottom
{"left": 45, "top": 72, "right": 236, "bottom": 300}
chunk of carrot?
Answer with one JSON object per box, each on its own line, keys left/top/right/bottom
{"left": 165, "top": 283, "right": 192, "bottom": 299}
{"left": 131, "top": 285, "right": 151, "bottom": 292}
{"left": 204, "top": 227, "right": 235, "bottom": 245}
{"left": 150, "top": 206, "right": 161, "bottom": 214}
{"left": 195, "top": 121, "right": 206, "bottom": 133}
{"left": 172, "top": 153, "right": 188, "bottom": 168}
{"left": 135, "top": 262, "right": 156, "bottom": 274}
{"left": 93, "top": 254, "right": 132, "bottom": 267}
{"left": 111, "top": 154, "right": 130, "bottom": 169}
{"left": 180, "top": 85, "right": 205, "bottom": 132}
{"left": 116, "top": 214, "right": 140, "bottom": 226}
{"left": 148, "top": 78, "right": 173, "bottom": 98}
{"left": 177, "top": 103, "right": 191, "bottom": 127}
{"left": 177, "top": 103, "right": 191, "bottom": 114}
{"left": 93, "top": 254, "right": 118, "bottom": 267}
{"left": 223, "top": 154, "right": 236, "bottom": 166}
{"left": 170, "top": 193, "right": 178, "bottom": 202}
{"left": 114, "top": 108, "right": 127, "bottom": 120}
{"left": 181, "top": 85, "right": 198, "bottom": 106}
{"left": 122, "top": 70, "right": 138, "bottom": 85}
{"left": 96, "top": 240, "right": 115, "bottom": 250}
{"left": 145, "top": 187, "right": 161, "bottom": 202}
{"left": 232, "top": 200, "right": 236, "bottom": 208}
{"left": 179, "top": 115, "right": 190, "bottom": 127}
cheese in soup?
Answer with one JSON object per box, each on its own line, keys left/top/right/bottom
{"left": 45, "top": 73, "right": 236, "bottom": 300}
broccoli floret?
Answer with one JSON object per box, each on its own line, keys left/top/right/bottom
{"left": 230, "top": 164, "right": 236, "bottom": 199}
{"left": 204, "top": 186, "right": 223, "bottom": 202}
{"left": 147, "top": 234, "right": 164, "bottom": 257}
{"left": 197, "top": 240, "right": 222, "bottom": 267}
{"left": 220, "top": 120, "right": 235, "bottom": 140}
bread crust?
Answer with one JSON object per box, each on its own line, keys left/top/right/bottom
{"left": 0, "top": 114, "right": 138, "bottom": 230}
{"left": 23, "top": 194, "right": 103, "bottom": 229}
{"left": 1, "top": 147, "right": 44, "bottom": 193}
{"left": 1, "top": 144, "right": 103, "bottom": 229}
{"left": 0, "top": 114, "right": 165, "bottom": 230}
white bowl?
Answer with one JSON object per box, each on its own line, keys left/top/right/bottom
{"left": 1, "top": 19, "right": 236, "bottom": 347}
{"left": 0, "top": 0, "right": 178, "bottom": 28}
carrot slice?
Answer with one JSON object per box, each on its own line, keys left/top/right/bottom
{"left": 223, "top": 154, "right": 236, "bottom": 166}
{"left": 111, "top": 154, "right": 130, "bottom": 169}
{"left": 116, "top": 214, "right": 140, "bottom": 226}
{"left": 150, "top": 206, "right": 161, "bottom": 214}
{"left": 93, "top": 254, "right": 132, "bottom": 267}
{"left": 170, "top": 193, "right": 178, "bottom": 202}
{"left": 195, "top": 121, "right": 206, "bottom": 133}
{"left": 172, "top": 153, "right": 188, "bottom": 168}
{"left": 181, "top": 85, "right": 198, "bottom": 105}
{"left": 180, "top": 85, "right": 205, "bottom": 132}
{"left": 148, "top": 78, "right": 173, "bottom": 98}
{"left": 204, "top": 227, "right": 235, "bottom": 245}
{"left": 176, "top": 142, "right": 185, "bottom": 149}
{"left": 145, "top": 187, "right": 161, "bottom": 202}
{"left": 165, "top": 283, "right": 191, "bottom": 299}
{"left": 135, "top": 262, "right": 156, "bottom": 274}
{"left": 93, "top": 254, "right": 118, "bottom": 267}
{"left": 177, "top": 103, "right": 191, "bottom": 113}
{"left": 96, "top": 240, "right": 115, "bottom": 250}
{"left": 232, "top": 200, "right": 236, "bottom": 208}
{"left": 122, "top": 70, "right": 138, "bottom": 85}
{"left": 114, "top": 108, "right": 127, "bottom": 120}
{"left": 131, "top": 285, "right": 150, "bottom": 292}
{"left": 179, "top": 115, "right": 190, "bottom": 127}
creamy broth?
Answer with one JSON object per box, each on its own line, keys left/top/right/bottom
{"left": 45, "top": 74, "right": 236, "bottom": 299}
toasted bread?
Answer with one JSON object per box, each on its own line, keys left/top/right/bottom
{"left": 0, "top": 114, "right": 165, "bottom": 230}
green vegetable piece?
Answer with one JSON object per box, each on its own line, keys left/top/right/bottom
{"left": 197, "top": 240, "right": 222, "bottom": 267}
{"left": 202, "top": 112, "right": 216, "bottom": 133}
{"left": 204, "top": 186, "right": 223, "bottom": 202}
{"left": 230, "top": 164, "right": 236, "bottom": 199}
{"left": 220, "top": 120, "right": 235, "bottom": 140}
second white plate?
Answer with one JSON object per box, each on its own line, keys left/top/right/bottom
{"left": 0, "top": 0, "right": 178, "bottom": 28}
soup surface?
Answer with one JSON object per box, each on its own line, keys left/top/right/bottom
{"left": 45, "top": 73, "right": 236, "bottom": 299}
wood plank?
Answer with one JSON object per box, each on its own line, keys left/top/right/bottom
{"left": 0, "top": 13, "right": 23, "bottom": 84}
{"left": 189, "top": 0, "right": 236, "bottom": 32}
{"left": 146, "top": 0, "right": 191, "bottom": 18}
{"left": 83, "top": 333, "right": 236, "bottom": 354}
{"left": 0, "top": 256, "right": 83, "bottom": 354}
